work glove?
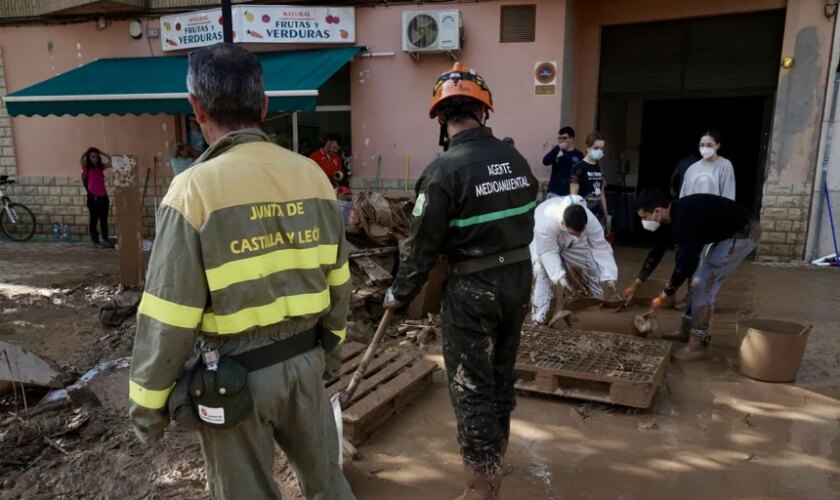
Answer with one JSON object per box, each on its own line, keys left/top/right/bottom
{"left": 652, "top": 291, "right": 676, "bottom": 310}
{"left": 624, "top": 278, "right": 643, "bottom": 304}
{"left": 382, "top": 287, "right": 405, "bottom": 310}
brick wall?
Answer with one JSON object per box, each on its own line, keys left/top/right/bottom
{"left": 757, "top": 181, "right": 812, "bottom": 262}
{"left": 0, "top": 48, "right": 13, "bottom": 179}
{"left": 1, "top": 174, "right": 170, "bottom": 241}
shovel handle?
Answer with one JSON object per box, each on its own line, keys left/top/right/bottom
{"left": 340, "top": 308, "right": 395, "bottom": 408}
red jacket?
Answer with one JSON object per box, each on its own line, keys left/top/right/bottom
{"left": 309, "top": 149, "right": 342, "bottom": 185}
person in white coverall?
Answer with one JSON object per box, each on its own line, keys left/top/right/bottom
{"left": 530, "top": 195, "right": 619, "bottom": 324}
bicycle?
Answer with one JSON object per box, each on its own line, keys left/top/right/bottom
{"left": 0, "top": 175, "right": 36, "bottom": 242}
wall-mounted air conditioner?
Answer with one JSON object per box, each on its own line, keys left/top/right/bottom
{"left": 402, "top": 10, "right": 462, "bottom": 54}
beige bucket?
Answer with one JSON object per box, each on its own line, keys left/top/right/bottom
{"left": 737, "top": 319, "right": 811, "bottom": 383}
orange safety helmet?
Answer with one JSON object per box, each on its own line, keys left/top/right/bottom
{"left": 429, "top": 62, "right": 494, "bottom": 120}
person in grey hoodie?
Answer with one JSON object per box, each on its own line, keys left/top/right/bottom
{"left": 679, "top": 129, "right": 735, "bottom": 201}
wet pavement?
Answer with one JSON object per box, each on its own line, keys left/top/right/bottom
{"left": 346, "top": 247, "right": 840, "bottom": 499}
{"left": 2, "top": 242, "right": 838, "bottom": 499}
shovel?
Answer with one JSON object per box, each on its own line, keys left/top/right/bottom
{"left": 633, "top": 309, "right": 659, "bottom": 337}
{"left": 330, "top": 308, "right": 395, "bottom": 465}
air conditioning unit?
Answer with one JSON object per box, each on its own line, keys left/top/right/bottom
{"left": 402, "top": 10, "right": 462, "bottom": 54}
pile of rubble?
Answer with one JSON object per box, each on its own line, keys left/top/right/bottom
{"left": 343, "top": 192, "right": 412, "bottom": 337}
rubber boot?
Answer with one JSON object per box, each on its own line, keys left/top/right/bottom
{"left": 673, "top": 336, "right": 708, "bottom": 361}
{"left": 500, "top": 437, "right": 513, "bottom": 475}
{"left": 662, "top": 316, "right": 692, "bottom": 342}
{"left": 455, "top": 464, "right": 501, "bottom": 500}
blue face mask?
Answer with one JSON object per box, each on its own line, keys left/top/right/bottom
{"left": 590, "top": 149, "right": 605, "bottom": 161}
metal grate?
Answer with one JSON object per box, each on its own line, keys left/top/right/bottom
{"left": 517, "top": 325, "right": 670, "bottom": 383}
{"left": 500, "top": 5, "right": 536, "bottom": 43}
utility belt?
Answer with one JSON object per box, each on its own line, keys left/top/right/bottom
{"left": 168, "top": 326, "right": 320, "bottom": 430}
{"left": 448, "top": 246, "right": 531, "bottom": 276}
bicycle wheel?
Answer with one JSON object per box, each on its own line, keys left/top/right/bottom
{"left": 0, "top": 203, "right": 36, "bottom": 242}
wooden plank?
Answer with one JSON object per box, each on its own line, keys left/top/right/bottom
{"left": 110, "top": 155, "right": 142, "bottom": 286}
{"left": 515, "top": 379, "right": 614, "bottom": 405}
{"left": 343, "top": 361, "right": 437, "bottom": 445}
{"left": 535, "top": 372, "right": 559, "bottom": 392}
{"left": 344, "top": 359, "right": 437, "bottom": 424}
{"left": 350, "top": 246, "right": 398, "bottom": 259}
{"left": 515, "top": 368, "right": 661, "bottom": 409}
{"left": 327, "top": 351, "right": 402, "bottom": 395}
{"left": 515, "top": 362, "right": 633, "bottom": 386}
{"left": 330, "top": 354, "right": 414, "bottom": 403}
{"left": 353, "top": 256, "right": 392, "bottom": 286}
{"left": 337, "top": 348, "right": 397, "bottom": 378}
{"left": 341, "top": 342, "right": 367, "bottom": 362}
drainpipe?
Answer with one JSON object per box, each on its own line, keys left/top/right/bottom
{"left": 222, "top": 0, "right": 233, "bottom": 43}
{"left": 806, "top": 11, "right": 840, "bottom": 260}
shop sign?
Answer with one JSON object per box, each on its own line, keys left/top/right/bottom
{"left": 161, "top": 8, "right": 232, "bottom": 51}
{"left": 240, "top": 6, "right": 355, "bottom": 44}
{"left": 161, "top": 5, "right": 355, "bottom": 51}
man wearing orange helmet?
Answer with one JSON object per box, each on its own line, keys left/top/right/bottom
{"left": 384, "top": 63, "right": 538, "bottom": 499}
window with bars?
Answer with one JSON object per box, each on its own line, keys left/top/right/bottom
{"left": 500, "top": 5, "right": 536, "bottom": 43}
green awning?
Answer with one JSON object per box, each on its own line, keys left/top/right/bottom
{"left": 4, "top": 46, "right": 363, "bottom": 117}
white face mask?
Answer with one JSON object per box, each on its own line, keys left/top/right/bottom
{"left": 590, "top": 149, "right": 605, "bottom": 161}
{"left": 642, "top": 211, "right": 661, "bottom": 232}
{"left": 699, "top": 146, "right": 715, "bottom": 159}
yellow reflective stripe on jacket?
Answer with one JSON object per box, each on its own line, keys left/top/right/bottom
{"left": 326, "top": 262, "right": 350, "bottom": 287}
{"left": 129, "top": 380, "right": 175, "bottom": 410}
{"left": 138, "top": 292, "right": 204, "bottom": 329}
{"left": 205, "top": 244, "right": 339, "bottom": 292}
{"left": 201, "top": 288, "right": 331, "bottom": 334}
{"left": 330, "top": 327, "right": 347, "bottom": 342}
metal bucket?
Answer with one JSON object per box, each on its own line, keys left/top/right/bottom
{"left": 737, "top": 319, "right": 811, "bottom": 383}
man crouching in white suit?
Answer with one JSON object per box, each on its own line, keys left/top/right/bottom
{"left": 529, "top": 195, "right": 619, "bottom": 325}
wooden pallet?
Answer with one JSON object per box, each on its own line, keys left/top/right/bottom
{"left": 327, "top": 341, "right": 438, "bottom": 445}
{"left": 514, "top": 325, "right": 672, "bottom": 408}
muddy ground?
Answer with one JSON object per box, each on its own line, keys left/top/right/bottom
{"left": 0, "top": 242, "right": 838, "bottom": 499}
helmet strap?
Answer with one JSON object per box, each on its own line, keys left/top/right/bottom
{"left": 439, "top": 121, "right": 450, "bottom": 151}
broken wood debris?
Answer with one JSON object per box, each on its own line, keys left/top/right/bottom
{"left": 393, "top": 314, "right": 441, "bottom": 349}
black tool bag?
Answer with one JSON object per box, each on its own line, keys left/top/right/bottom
{"left": 172, "top": 326, "right": 321, "bottom": 431}
{"left": 168, "top": 356, "right": 202, "bottom": 430}
{"left": 189, "top": 357, "right": 253, "bottom": 430}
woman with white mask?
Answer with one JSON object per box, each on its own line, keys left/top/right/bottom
{"left": 570, "top": 131, "right": 609, "bottom": 230}
{"left": 679, "top": 129, "right": 736, "bottom": 200}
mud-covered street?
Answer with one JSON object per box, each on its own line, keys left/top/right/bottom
{"left": 0, "top": 243, "right": 838, "bottom": 499}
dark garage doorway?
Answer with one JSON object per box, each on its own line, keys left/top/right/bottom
{"left": 596, "top": 10, "right": 785, "bottom": 240}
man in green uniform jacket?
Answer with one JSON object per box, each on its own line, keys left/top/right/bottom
{"left": 129, "top": 44, "right": 354, "bottom": 499}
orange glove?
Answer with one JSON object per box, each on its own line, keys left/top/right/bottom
{"left": 652, "top": 291, "right": 675, "bottom": 310}
{"left": 624, "top": 279, "right": 642, "bottom": 304}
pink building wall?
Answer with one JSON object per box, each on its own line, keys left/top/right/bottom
{"left": 350, "top": 1, "right": 569, "bottom": 183}
{"left": 0, "top": 19, "right": 178, "bottom": 178}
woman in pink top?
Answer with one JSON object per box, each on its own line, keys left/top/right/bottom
{"left": 79, "top": 147, "right": 114, "bottom": 248}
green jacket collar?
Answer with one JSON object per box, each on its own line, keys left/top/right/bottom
{"left": 194, "top": 128, "right": 270, "bottom": 164}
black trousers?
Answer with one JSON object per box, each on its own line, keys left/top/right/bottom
{"left": 86, "top": 194, "right": 110, "bottom": 243}
{"left": 440, "top": 260, "right": 531, "bottom": 475}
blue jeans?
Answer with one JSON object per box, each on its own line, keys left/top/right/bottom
{"left": 688, "top": 228, "right": 759, "bottom": 343}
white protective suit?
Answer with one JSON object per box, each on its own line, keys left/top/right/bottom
{"left": 529, "top": 195, "right": 618, "bottom": 324}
